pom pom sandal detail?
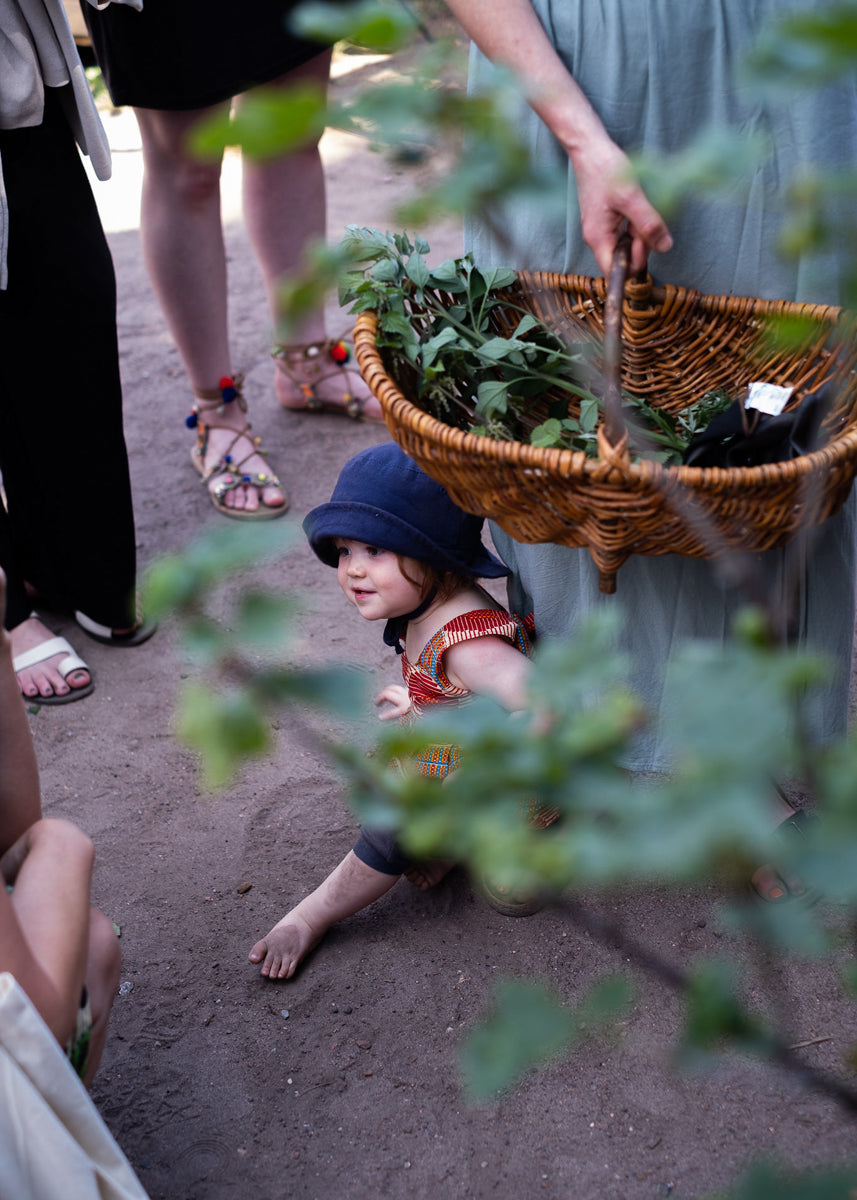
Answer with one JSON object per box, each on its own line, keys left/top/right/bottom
{"left": 188, "top": 375, "right": 288, "bottom": 520}
{"left": 273, "top": 340, "right": 383, "bottom": 422}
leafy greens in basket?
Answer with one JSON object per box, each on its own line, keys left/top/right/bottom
{"left": 339, "top": 228, "right": 733, "bottom": 465}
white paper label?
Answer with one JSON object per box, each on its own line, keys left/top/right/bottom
{"left": 745, "top": 381, "right": 793, "bottom": 416}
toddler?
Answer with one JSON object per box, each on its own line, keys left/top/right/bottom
{"left": 249, "top": 442, "right": 536, "bottom": 980}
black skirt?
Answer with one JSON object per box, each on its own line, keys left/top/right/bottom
{"left": 82, "top": 0, "right": 344, "bottom": 110}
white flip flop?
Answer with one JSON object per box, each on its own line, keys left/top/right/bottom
{"left": 13, "top": 635, "right": 94, "bottom": 705}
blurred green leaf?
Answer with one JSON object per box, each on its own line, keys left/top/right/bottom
{"left": 189, "top": 84, "right": 328, "bottom": 159}
{"left": 142, "top": 523, "right": 295, "bottom": 620}
{"left": 257, "top": 664, "right": 369, "bottom": 715}
{"left": 176, "top": 682, "right": 272, "bottom": 790}
{"left": 235, "top": 591, "right": 300, "bottom": 647}
{"left": 461, "top": 975, "right": 633, "bottom": 1101}
{"left": 747, "top": 5, "right": 857, "bottom": 88}
{"left": 677, "top": 962, "right": 773, "bottom": 1071}
{"left": 289, "top": 0, "right": 418, "bottom": 53}
{"left": 704, "top": 1161, "right": 857, "bottom": 1200}
{"left": 633, "top": 127, "right": 770, "bottom": 219}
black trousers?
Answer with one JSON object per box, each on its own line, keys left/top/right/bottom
{"left": 0, "top": 87, "right": 137, "bottom": 630}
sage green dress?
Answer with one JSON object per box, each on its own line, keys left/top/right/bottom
{"left": 467, "top": 0, "right": 857, "bottom": 771}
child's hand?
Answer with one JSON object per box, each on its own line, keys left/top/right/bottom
{"left": 375, "top": 684, "right": 411, "bottom": 721}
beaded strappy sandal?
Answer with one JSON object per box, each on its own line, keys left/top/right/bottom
{"left": 272, "top": 339, "right": 383, "bottom": 422}
{"left": 187, "top": 375, "right": 288, "bottom": 520}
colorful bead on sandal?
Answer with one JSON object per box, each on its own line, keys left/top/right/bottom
{"left": 187, "top": 375, "right": 288, "bottom": 520}
{"left": 273, "top": 339, "right": 383, "bottom": 422}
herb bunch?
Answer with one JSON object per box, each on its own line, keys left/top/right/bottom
{"left": 340, "top": 228, "right": 732, "bottom": 464}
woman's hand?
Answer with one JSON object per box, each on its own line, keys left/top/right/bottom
{"left": 444, "top": 0, "right": 673, "bottom": 275}
{"left": 569, "top": 133, "right": 673, "bottom": 276}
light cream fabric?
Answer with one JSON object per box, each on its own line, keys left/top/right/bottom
{"left": 0, "top": 972, "right": 149, "bottom": 1200}
{"left": 0, "top": 0, "right": 141, "bottom": 286}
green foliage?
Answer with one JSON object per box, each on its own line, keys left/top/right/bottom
{"left": 177, "top": 683, "right": 272, "bottom": 791}
{"left": 632, "top": 127, "right": 771, "bottom": 220}
{"left": 703, "top": 1162, "right": 857, "bottom": 1200}
{"left": 85, "top": 66, "right": 107, "bottom": 103}
{"left": 189, "top": 83, "right": 328, "bottom": 160}
{"left": 748, "top": 4, "right": 857, "bottom": 88}
{"left": 158, "top": 5, "right": 857, "bottom": 1188}
{"left": 677, "top": 962, "right": 774, "bottom": 1071}
{"left": 290, "top": 0, "right": 419, "bottom": 53}
{"left": 143, "top": 522, "right": 295, "bottom": 620}
{"left": 339, "top": 227, "right": 736, "bottom": 461}
{"left": 144, "top": 523, "right": 368, "bottom": 787}
{"left": 460, "top": 975, "right": 633, "bottom": 1101}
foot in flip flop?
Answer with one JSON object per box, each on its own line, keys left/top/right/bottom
{"left": 749, "top": 809, "right": 817, "bottom": 904}
{"left": 273, "top": 339, "right": 384, "bottom": 422}
{"left": 11, "top": 615, "right": 93, "bottom": 705}
{"left": 74, "top": 609, "right": 157, "bottom": 647}
{"left": 188, "top": 375, "right": 289, "bottom": 520}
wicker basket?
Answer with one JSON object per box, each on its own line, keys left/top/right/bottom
{"left": 353, "top": 240, "right": 857, "bottom": 593}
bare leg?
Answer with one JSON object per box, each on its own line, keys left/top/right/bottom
{"left": 0, "top": 586, "right": 41, "bottom": 839}
{"left": 238, "top": 57, "right": 379, "bottom": 418}
{"left": 81, "top": 906, "right": 121, "bottom": 1088}
{"left": 134, "top": 105, "right": 286, "bottom": 514}
{"left": 248, "top": 851, "right": 398, "bottom": 979}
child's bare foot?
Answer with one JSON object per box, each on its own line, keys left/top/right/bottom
{"left": 405, "top": 859, "right": 455, "bottom": 892}
{"left": 248, "top": 911, "right": 322, "bottom": 980}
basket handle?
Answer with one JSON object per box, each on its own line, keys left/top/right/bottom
{"left": 601, "top": 229, "right": 633, "bottom": 447}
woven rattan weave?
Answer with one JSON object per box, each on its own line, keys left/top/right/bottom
{"left": 354, "top": 253, "right": 857, "bottom": 593}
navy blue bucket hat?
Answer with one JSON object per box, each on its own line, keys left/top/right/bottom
{"left": 303, "top": 443, "right": 509, "bottom": 579}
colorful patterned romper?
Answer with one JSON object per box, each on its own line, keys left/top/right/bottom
{"left": 351, "top": 608, "right": 531, "bottom": 874}
{"left": 402, "top": 609, "right": 531, "bottom": 779}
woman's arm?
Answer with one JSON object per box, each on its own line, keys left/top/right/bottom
{"left": 444, "top": 0, "right": 673, "bottom": 274}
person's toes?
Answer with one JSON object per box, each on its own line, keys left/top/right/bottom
{"left": 17, "top": 659, "right": 90, "bottom": 701}
{"left": 262, "top": 484, "right": 286, "bottom": 508}
{"left": 750, "top": 864, "right": 789, "bottom": 902}
{"left": 248, "top": 939, "right": 267, "bottom": 964}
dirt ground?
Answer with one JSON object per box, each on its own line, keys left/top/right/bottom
{"left": 30, "top": 30, "right": 857, "bottom": 1200}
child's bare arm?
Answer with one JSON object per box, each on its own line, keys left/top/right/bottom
{"left": 443, "top": 636, "right": 532, "bottom": 712}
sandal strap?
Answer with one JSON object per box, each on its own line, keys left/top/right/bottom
{"left": 197, "top": 422, "right": 278, "bottom": 487}
{"left": 273, "top": 339, "right": 360, "bottom": 414}
{"left": 211, "top": 469, "right": 281, "bottom": 500}
{"left": 14, "top": 636, "right": 87, "bottom": 677}
{"left": 273, "top": 339, "right": 351, "bottom": 373}
{"left": 187, "top": 374, "right": 248, "bottom": 431}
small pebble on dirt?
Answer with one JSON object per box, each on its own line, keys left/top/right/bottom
{"left": 118, "top": 981, "right": 133, "bottom": 996}
{"left": 237, "top": 881, "right": 253, "bottom": 894}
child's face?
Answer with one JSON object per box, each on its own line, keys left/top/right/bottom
{"left": 333, "top": 539, "right": 427, "bottom": 622}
